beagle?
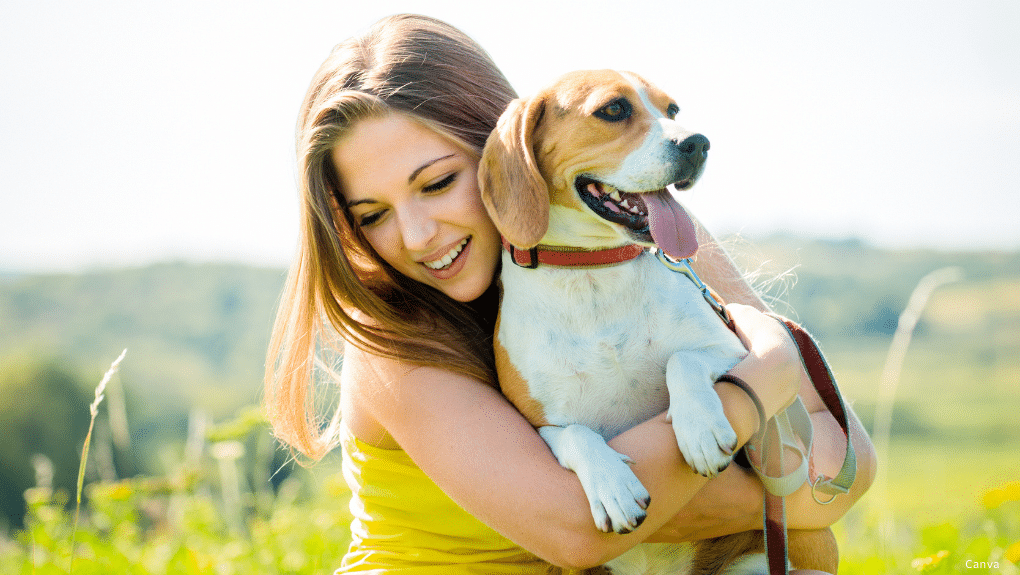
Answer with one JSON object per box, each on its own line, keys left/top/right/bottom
{"left": 479, "top": 70, "right": 836, "bottom": 574}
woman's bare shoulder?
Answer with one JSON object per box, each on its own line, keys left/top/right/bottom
{"left": 340, "top": 338, "right": 492, "bottom": 448}
{"left": 340, "top": 341, "right": 409, "bottom": 448}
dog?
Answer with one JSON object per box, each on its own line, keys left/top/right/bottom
{"left": 479, "top": 70, "right": 837, "bottom": 574}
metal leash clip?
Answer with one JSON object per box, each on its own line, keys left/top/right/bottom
{"left": 653, "top": 248, "right": 732, "bottom": 326}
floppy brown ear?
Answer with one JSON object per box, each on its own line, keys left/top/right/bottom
{"left": 478, "top": 96, "right": 549, "bottom": 249}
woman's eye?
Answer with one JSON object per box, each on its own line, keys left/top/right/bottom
{"left": 359, "top": 210, "right": 384, "bottom": 227}
{"left": 594, "top": 98, "right": 632, "bottom": 122}
{"left": 666, "top": 103, "right": 679, "bottom": 119}
{"left": 423, "top": 172, "right": 457, "bottom": 194}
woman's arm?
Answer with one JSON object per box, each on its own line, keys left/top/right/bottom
{"left": 343, "top": 304, "right": 800, "bottom": 569}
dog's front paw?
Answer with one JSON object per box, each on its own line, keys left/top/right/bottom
{"left": 667, "top": 401, "right": 738, "bottom": 478}
{"left": 539, "top": 425, "right": 651, "bottom": 534}
{"left": 582, "top": 447, "right": 651, "bottom": 534}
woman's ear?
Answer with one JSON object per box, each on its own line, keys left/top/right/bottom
{"left": 478, "top": 96, "right": 549, "bottom": 249}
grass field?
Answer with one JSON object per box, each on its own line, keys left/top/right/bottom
{"left": 4, "top": 437, "right": 1017, "bottom": 574}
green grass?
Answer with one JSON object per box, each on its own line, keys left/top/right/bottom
{"left": 836, "top": 439, "right": 1020, "bottom": 573}
{"left": 4, "top": 431, "right": 1017, "bottom": 574}
{"left": 6, "top": 459, "right": 353, "bottom": 575}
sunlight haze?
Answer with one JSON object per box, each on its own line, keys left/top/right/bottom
{"left": 2, "top": 0, "right": 1018, "bottom": 272}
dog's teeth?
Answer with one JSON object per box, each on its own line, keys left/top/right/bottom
{"left": 610, "top": 191, "right": 622, "bottom": 202}
{"left": 587, "top": 183, "right": 602, "bottom": 197}
{"left": 620, "top": 199, "right": 631, "bottom": 209}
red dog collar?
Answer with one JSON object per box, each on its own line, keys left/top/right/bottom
{"left": 501, "top": 237, "right": 645, "bottom": 269}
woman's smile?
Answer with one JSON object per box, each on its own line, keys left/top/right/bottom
{"left": 422, "top": 237, "right": 470, "bottom": 271}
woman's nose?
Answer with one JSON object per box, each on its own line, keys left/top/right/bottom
{"left": 397, "top": 203, "right": 439, "bottom": 250}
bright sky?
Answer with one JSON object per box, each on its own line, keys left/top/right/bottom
{"left": 2, "top": 0, "right": 1018, "bottom": 272}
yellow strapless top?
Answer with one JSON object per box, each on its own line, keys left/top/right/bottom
{"left": 336, "top": 428, "right": 559, "bottom": 574}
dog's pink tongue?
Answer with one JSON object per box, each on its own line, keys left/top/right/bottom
{"left": 646, "top": 190, "right": 698, "bottom": 260}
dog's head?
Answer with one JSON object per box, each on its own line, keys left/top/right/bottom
{"left": 479, "top": 69, "right": 707, "bottom": 260}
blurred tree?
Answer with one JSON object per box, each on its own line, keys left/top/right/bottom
{"left": 0, "top": 359, "right": 91, "bottom": 531}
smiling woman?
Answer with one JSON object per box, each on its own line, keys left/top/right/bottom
{"left": 330, "top": 114, "right": 500, "bottom": 303}
{"left": 265, "top": 15, "right": 518, "bottom": 463}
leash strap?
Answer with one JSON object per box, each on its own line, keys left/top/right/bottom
{"left": 764, "top": 483, "right": 789, "bottom": 574}
{"left": 718, "top": 374, "right": 796, "bottom": 575}
{"left": 753, "top": 316, "right": 857, "bottom": 575}
{"left": 749, "top": 401, "right": 813, "bottom": 496}
{"left": 766, "top": 314, "right": 857, "bottom": 501}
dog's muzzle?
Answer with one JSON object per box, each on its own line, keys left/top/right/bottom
{"left": 574, "top": 134, "right": 708, "bottom": 259}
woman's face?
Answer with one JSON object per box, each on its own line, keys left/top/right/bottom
{"left": 331, "top": 114, "right": 501, "bottom": 303}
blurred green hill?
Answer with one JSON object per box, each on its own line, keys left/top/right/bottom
{"left": 0, "top": 238, "right": 1017, "bottom": 530}
{"left": 0, "top": 262, "right": 285, "bottom": 419}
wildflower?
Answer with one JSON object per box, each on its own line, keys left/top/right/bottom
{"left": 911, "top": 550, "right": 949, "bottom": 571}
{"left": 1006, "top": 540, "right": 1020, "bottom": 564}
{"left": 981, "top": 481, "right": 1020, "bottom": 509}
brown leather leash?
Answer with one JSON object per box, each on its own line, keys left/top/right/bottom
{"left": 758, "top": 315, "right": 856, "bottom": 575}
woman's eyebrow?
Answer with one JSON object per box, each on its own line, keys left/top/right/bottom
{"left": 407, "top": 154, "right": 456, "bottom": 184}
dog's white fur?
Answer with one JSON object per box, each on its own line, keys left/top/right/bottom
{"left": 481, "top": 70, "right": 767, "bottom": 574}
{"left": 501, "top": 256, "right": 746, "bottom": 510}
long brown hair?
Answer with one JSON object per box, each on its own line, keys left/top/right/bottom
{"left": 265, "top": 14, "right": 517, "bottom": 458}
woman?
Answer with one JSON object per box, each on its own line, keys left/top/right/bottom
{"left": 265, "top": 13, "right": 875, "bottom": 574}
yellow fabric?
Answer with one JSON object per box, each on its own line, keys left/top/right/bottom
{"left": 336, "top": 428, "right": 556, "bottom": 574}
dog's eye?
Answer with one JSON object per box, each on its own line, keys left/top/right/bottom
{"left": 594, "top": 98, "right": 632, "bottom": 122}
{"left": 666, "top": 103, "right": 679, "bottom": 119}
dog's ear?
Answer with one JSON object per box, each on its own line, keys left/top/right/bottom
{"left": 479, "top": 96, "right": 549, "bottom": 249}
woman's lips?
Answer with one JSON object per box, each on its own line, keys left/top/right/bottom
{"left": 423, "top": 237, "right": 469, "bottom": 270}
{"left": 421, "top": 237, "right": 471, "bottom": 280}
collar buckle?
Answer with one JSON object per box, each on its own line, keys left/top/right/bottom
{"left": 510, "top": 245, "right": 540, "bottom": 269}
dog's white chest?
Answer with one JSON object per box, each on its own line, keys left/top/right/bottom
{"left": 497, "top": 252, "right": 744, "bottom": 439}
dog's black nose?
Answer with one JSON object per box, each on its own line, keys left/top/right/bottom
{"left": 677, "top": 134, "right": 710, "bottom": 160}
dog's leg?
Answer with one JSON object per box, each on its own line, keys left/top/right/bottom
{"left": 538, "top": 424, "right": 651, "bottom": 534}
{"left": 665, "top": 351, "right": 739, "bottom": 477}
{"left": 787, "top": 528, "right": 838, "bottom": 573}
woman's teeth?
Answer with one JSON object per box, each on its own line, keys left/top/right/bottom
{"left": 424, "top": 238, "right": 469, "bottom": 270}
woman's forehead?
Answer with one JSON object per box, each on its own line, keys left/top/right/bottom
{"left": 331, "top": 115, "right": 468, "bottom": 202}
